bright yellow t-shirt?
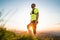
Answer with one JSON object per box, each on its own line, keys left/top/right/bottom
{"left": 31, "top": 8, "right": 39, "bottom": 21}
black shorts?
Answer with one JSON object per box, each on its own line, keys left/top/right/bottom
{"left": 31, "top": 20, "right": 36, "bottom": 23}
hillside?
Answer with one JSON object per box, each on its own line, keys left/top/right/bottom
{"left": 0, "top": 26, "right": 60, "bottom": 40}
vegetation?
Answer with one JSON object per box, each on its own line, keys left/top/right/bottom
{"left": 0, "top": 27, "right": 16, "bottom": 40}
{"left": 0, "top": 26, "right": 39, "bottom": 40}
{"left": 0, "top": 26, "right": 60, "bottom": 40}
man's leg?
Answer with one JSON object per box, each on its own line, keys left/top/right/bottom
{"left": 31, "top": 20, "right": 36, "bottom": 35}
{"left": 33, "top": 24, "right": 36, "bottom": 35}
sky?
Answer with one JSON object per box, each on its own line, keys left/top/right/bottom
{"left": 0, "top": 0, "right": 60, "bottom": 32}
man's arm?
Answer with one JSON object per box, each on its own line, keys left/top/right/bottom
{"left": 36, "top": 12, "right": 39, "bottom": 21}
{"left": 35, "top": 12, "right": 39, "bottom": 24}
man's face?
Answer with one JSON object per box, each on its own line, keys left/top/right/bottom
{"left": 31, "top": 4, "right": 35, "bottom": 9}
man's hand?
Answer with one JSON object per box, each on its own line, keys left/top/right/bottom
{"left": 35, "top": 20, "right": 38, "bottom": 25}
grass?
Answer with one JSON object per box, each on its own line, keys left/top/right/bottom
{"left": 0, "top": 26, "right": 40, "bottom": 40}
{"left": 0, "top": 26, "right": 60, "bottom": 40}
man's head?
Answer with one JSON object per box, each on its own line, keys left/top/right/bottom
{"left": 31, "top": 3, "right": 36, "bottom": 9}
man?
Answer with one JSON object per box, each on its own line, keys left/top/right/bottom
{"left": 27, "top": 3, "right": 39, "bottom": 35}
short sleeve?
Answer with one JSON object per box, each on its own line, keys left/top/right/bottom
{"left": 34, "top": 8, "right": 39, "bottom": 14}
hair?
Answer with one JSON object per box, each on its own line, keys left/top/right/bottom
{"left": 31, "top": 3, "right": 36, "bottom": 7}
